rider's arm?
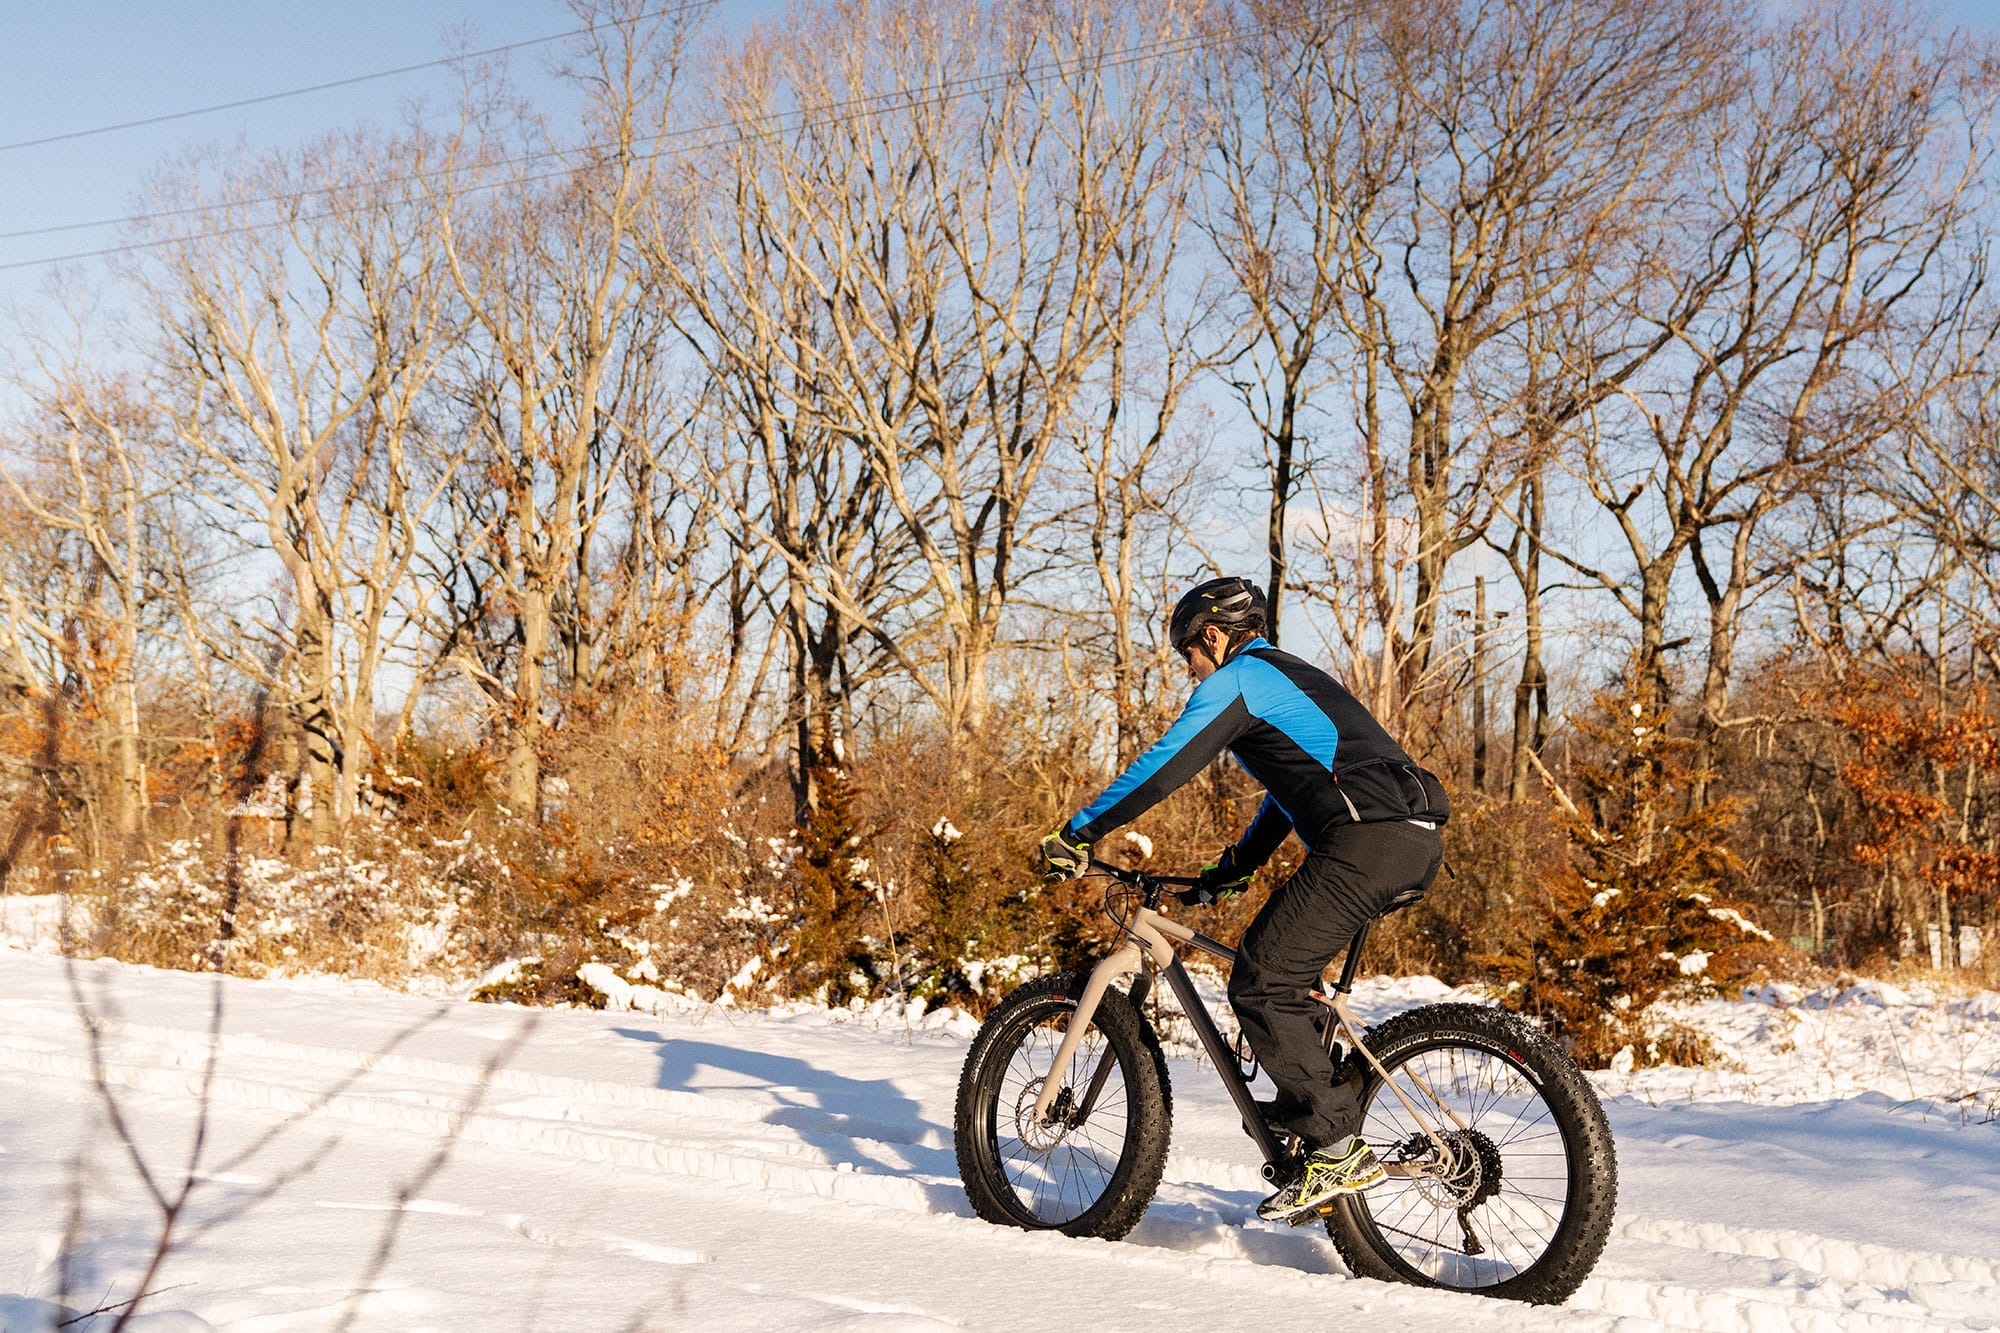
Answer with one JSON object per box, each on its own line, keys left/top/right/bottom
{"left": 1229, "top": 793, "right": 1294, "bottom": 871}
{"left": 1067, "top": 671, "right": 1248, "bottom": 845}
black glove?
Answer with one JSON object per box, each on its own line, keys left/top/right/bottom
{"left": 1039, "top": 826, "right": 1091, "bottom": 881}
{"left": 1176, "top": 847, "right": 1253, "bottom": 906}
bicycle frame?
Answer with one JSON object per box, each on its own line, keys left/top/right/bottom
{"left": 1030, "top": 868, "right": 1465, "bottom": 1184}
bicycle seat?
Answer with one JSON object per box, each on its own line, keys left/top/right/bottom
{"left": 1380, "top": 884, "right": 1426, "bottom": 914}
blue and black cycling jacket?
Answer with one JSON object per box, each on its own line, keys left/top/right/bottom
{"left": 1064, "top": 638, "right": 1449, "bottom": 868}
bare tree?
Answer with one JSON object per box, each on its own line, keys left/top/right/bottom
{"left": 1063, "top": 292, "right": 1221, "bottom": 764}
{"left": 645, "top": 47, "right": 923, "bottom": 812}
{"left": 0, "top": 359, "right": 179, "bottom": 848}
{"left": 1560, "top": 0, "right": 1992, "bottom": 764}
{"left": 681, "top": 0, "right": 1208, "bottom": 746}
{"left": 1387, "top": 0, "right": 1736, "bottom": 705}
{"left": 547, "top": 300, "right": 713, "bottom": 724}
{"left": 1199, "top": 0, "right": 1375, "bottom": 642}
{"left": 427, "top": 0, "right": 700, "bottom": 815}
{"left": 0, "top": 487, "right": 82, "bottom": 873}
{"left": 1208, "top": 0, "right": 1737, "bottom": 698}
{"left": 1036, "top": 11, "right": 1218, "bottom": 764}
{"left": 143, "top": 123, "right": 466, "bottom": 839}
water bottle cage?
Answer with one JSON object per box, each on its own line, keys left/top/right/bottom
{"left": 1231, "top": 1029, "right": 1258, "bottom": 1081}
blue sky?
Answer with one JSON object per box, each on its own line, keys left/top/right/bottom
{"left": 0, "top": 1, "right": 787, "bottom": 314}
{"left": 1, "top": 1, "right": 1996, "bottom": 320}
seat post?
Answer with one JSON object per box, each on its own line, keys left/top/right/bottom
{"left": 1333, "top": 919, "right": 1374, "bottom": 995}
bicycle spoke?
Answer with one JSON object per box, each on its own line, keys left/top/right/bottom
{"left": 1351, "top": 1035, "right": 1573, "bottom": 1288}
{"left": 986, "top": 1010, "right": 1134, "bottom": 1225}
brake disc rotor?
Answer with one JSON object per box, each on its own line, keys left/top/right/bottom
{"left": 1013, "top": 1079, "right": 1075, "bottom": 1153}
{"left": 1411, "top": 1129, "right": 1503, "bottom": 1210}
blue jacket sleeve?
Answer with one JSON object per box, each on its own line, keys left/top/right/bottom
{"left": 1067, "top": 671, "right": 1248, "bottom": 845}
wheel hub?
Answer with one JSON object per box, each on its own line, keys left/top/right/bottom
{"left": 1013, "top": 1079, "right": 1076, "bottom": 1153}
{"left": 1407, "top": 1129, "right": 1503, "bottom": 1210}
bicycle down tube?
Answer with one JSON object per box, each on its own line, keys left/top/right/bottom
{"left": 1029, "top": 898, "right": 1295, "bottom": 1176}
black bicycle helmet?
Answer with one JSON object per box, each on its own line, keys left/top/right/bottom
{"left": 1169, "top": 576, "right": 1268, "bottom": 655}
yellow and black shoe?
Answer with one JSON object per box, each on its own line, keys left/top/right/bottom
{"left": 1255, "top": 1137, "right": 1387, "bottom": 1222}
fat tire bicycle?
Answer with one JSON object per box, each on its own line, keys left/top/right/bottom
{"left": 953, "top": 859, "right": 1618, "bottom": 1305}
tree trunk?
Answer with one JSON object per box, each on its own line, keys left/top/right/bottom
{"left": 508, "top": 589, "right": 548, "bottom": 817}
{"left": 1266, "top": 395, "right": 1297, "bottom": 645}
{"left": 1634, "top": 564, "right": 1677, "bottom": 711}
{"left": 1472, "top": 576, "right": 1488, "bottom": 795}
{"left": 1509, "top": 472, "right": 1548, "bottom": 804}
{"left": 108, "top": 616, "right": 143, "bottom": 844}
{"left": 1402, "top": 387, "right": 1456, "bottom": 702}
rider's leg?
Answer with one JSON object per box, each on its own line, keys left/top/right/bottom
{"left": 1229, "top": 819, "right": 1443, "bottom": 1150}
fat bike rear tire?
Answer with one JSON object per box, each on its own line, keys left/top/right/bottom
{"left": 1322, "top": 1003, "right": 1617, "bottom": 1305}
{"left": 954, "top": 971, "right": 1172, "bottom": 1240}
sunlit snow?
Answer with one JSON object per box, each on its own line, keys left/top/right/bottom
{"left": 2, "top": 893, "right": 1997, "bottom": 1330}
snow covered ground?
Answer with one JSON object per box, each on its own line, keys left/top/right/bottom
{"left": 3, "top": 897, "right": 1999, "bottom": 1331}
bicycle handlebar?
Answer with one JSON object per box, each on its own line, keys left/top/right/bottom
{"left": 1082, "top": 858, "right": 1204, "bottom": 913}
{"left": 1086, "top": 857, "right": 1201, "bottom": 886}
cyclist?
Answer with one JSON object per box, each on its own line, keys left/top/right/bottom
{"left": 1040, "top": 576, "right": 1448, "bottom": 1222}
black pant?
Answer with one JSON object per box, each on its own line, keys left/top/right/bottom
{"left": 1227, "top": 818, "right": 1444, "bottom": 1149}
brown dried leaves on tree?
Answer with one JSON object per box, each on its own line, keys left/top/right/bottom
{"left": 1482, "top": 667, "right": 1780, "bottom": 1067}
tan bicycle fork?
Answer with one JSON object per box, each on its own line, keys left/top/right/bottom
{"left": 1029, "top": 897, "right": 1467, "bottom": 1188}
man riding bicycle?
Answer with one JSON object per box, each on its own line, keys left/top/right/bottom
{"left": 1040, "top": 576, "right": 1448, "bottom": 1222}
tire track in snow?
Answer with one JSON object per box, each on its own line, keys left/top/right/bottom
{"left": 1573, "top": 1273, "right": 1977, "bottom": 1332}
{"left": 1612, "top": 1216, "right": 2000, "bottom": 1292}
{"left": 1564, "top": 1217, "right": 2000, "bottom": 1331}
{"left": 2, "top": 1010, "right": 1282, "bottom": 1207}
{"left": 0, "top": 1020, "right": 1442, "bottom": 1289}
{"left": 0, "top": 1035, "right": 967, "bottom": 1221}
{"left": 0, "top": 1030, "right": 1561, "bottom": 1328}
{"left": 0, "top": 1005, "right": 950, "bottom": 1149}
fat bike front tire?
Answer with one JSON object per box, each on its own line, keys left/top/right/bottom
{"left": 1322, "top": 1003, "right": 1617, "bottom": 1305}
{"left": 954, "top": 971, "right": 1172, "bottom": 1239}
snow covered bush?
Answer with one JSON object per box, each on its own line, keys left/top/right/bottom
{"left": 900, "top": 809, "right": 1062, "bottom": 1015}
{"left": 783, "top": 759, "right": 881, "bottom": 1003}
{"left": 89, "top": 835, "right": 475, "bottom": 982}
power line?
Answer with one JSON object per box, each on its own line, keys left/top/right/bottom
{"left": 0, "top": 0, "right": 711, "bottom": 156}
{"left": 0, "top": 18, "right": 1257, "bottom": 275}
{"left": 0, "top": 0, "right": 730, "bottom": 244}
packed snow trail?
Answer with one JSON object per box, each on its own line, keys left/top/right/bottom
{"left": 2, "top": 950, "right": 1997, "bottom": 1330}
